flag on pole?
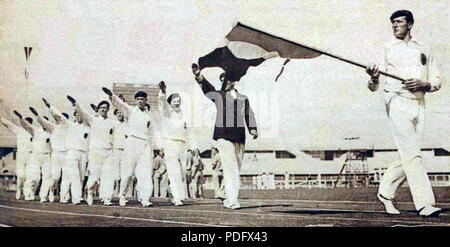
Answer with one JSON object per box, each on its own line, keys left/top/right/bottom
{"left": 197, "top": 22, "right": 322, "bottom": 82}
{"left": 198, "top": 22, "right": 406, "bottom": 83}
{"left": 24, "top": 47, "right": 32, "bottom": 79}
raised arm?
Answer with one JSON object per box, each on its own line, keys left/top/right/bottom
{"left": 103, "top": 87, "right": 132, "bottom": 119}
{"left": 192, "top": 63, "right": 218, "bottom": 99}
{"left": 0, "top": 116, "right": 24, "bottom": 136}
{"left": 158, "top": 81, "right": 171, "bottom": 118}
{"left": 67, "top": 95, "right": 94, "bottom": 126}
{"left": 43, "top": 99, "right": 70, "bottom": 126}
{"left": 29, "top": 107, "right": 55, "bottom": 133}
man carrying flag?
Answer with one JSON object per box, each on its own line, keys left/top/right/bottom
{"left": 366, "top": 10, "right": 443, "bottom": 217}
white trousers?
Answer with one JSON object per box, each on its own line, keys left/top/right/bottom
{"left": 378, "top": 95, "right": 435, "bottom": 210}
{"left": 49, "top": 151, "right": 67, "bottom": 196}
{"left": 15, "top": 151, "right": 31, "bottom": 195}
{"left": 24, "top": 153, "right": 50, "bottom": 199}
{"left": 212, "top": 170, "right": 226, "bottom": 198}
{"left": 163, "top": 139, "right": 186, "bottom": 201}
{"left": 86, "top": 148, "right": 113, "bottom": 196}
{"left": 216, "top": 139, "right": 244, "bottom": 205}
{"left": 119, "top": 137, "right": 153, "bottom": 203}
{"left": 99, "top": 149, "right": 122, "bottom": 200}
{"left": 60, "top": 150, "right": 86, "bottom": 203}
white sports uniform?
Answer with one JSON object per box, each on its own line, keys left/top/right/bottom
{"left": 49, "top": 107, "right": 89, "bottom": 204}
{"left": 111, "top": 95, "right": 155, "bottom": 206}
{"left": 75, "top": 104, "right": 115, "bottom": 202}
{"left": 38, "top": 115, "right": 68, "bottom": 201}
{"left": 24, "top": 124, "right": 51, "bottom": 201}
{"left": 158, "top": 91, "right": 191, "bottom": 203}
{"left": 0, "top": 118, "right": 33, "bottom": 199}
{"left": 368, "top": 37, "right": 443, "bottom": 210}
{"left": 99, "top": 119, "right": 127, "bottom": 201}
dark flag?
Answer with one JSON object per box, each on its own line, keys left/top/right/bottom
{"left": 197, "top": 22, "right": 322, "bottom": 82}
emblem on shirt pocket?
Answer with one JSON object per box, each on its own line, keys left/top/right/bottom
{"left": 110, "top": 129, "right": 113, "bottom": 135}
{"left": 30, "top": 137, "right": 33, "bottom": 142}
{"left": 46, "top": 138, "right": 50, "bottom": 143}
{"left": 420, "top": 53, "right": 427, "bottom": 65}
{"left": 84, "top": 133, "right": 88, "bottom": 139}
{"left": 147, "top": 121, "right": 150, "bottom": 128}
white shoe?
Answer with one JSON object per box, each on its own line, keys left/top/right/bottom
{"left": 40, "top": 198, "right": 48, "bottom": 203}
{"left": 377, "top": 194, "right": 400, "bottom": 215}
{"left": 103, "top": 199, "right": 112, "bottom": 206}
{"left": 141, "top": 201, "right": 153, "bottom": 207}
{"left": 15, "top": 190, "right": 21, "bottom": 200}
{"left": 230, "top": 203, "right": 241, "bottom": 210}
{"left": 86, "top": 194, "right": 93, "bottom": 206}
{"left": 223, "top": 199, "right": 231, "bottom": 209}
{"left": 72, "top": 201, "right": 81, "bottom": 205}
{"left": 49, "top": 192, "right": 55, "bottom": 203}
{"left": 119, "top": 196, "right": 127, "bottom": 207}
{"left": 171, "top": 198, "right": 183, "bottom": 206}
{"left": 419, "top": 206, "right": 441, "bottom": 217}
{"left": 29, "top": 195, "right": 35, "bottom": 201}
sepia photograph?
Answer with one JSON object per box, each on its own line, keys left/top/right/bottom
{"left": 0, "top": 0, "right": 448, "bottom": 231}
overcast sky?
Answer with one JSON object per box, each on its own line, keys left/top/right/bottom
{"left": 0, "top": 0, "right": 449, "bottom": 151}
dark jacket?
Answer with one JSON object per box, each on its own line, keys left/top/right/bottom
{"left": 196, "top": 76, "right": 257, "bottom": 144}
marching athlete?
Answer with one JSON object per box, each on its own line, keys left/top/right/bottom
{"left": 0, "top": 111, "right": 33, "bottom": 200}
{"left": 68, "top": 95, "right": 115, "bottom": 205}
{"left": 43, "top": 98, "right": 89, "bottom": 204}
{"left": 158, "top": 81, "right": 192, "bottom": 206}
{"left": 18, "top": 109, "right": 51, "bottom": 202}
{"left": 366, "top": 10, "right": 443, "bottom": 217}
{"left": 104, "top": 87, "right": 155, "bottom": 207}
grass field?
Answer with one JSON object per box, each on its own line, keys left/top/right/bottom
{"left": 0, "top": 188, "right": 448, "bottom": 227}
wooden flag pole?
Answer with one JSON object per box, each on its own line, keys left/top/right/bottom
{"left": 236, "top": 23, "right": 406, "bottom": 82}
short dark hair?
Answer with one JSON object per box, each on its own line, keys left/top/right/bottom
{"left": 145, "top": 103, "right": 151, "bottom": 110}
{"left": 167, "top": 93, "right": 181, "bottom": 104}
{"left": 97, "top": 100, "right": 110, "bottom": 109}
{"left": 113, "top": 109, "right": 119, "bottom": 115}
{"left": 390, "top": 10, "right": 414, "bottom": 24}
{"left": 134, "top": 91, "right": 147, "bottom": 99}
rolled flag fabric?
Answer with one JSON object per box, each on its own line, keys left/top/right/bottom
{"left": 197, "top": 22, "right": 322, "bottom": 82}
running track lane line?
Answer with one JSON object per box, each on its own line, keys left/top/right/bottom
{"left": 80, "top": 201, "right": 450, "bottom": 226}
{"left": 6, "top": 200, "right": 450, "bottom": 226}
{"left": 0, "top": 204, "right": 226, "bottom": 227}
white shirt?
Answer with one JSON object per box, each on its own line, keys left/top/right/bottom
{"left": 66, "top": 122, "right": 89, "bottom": 152}
{"left": 50, "top": 124, "right": 67, "bottom": 152}
{"left": 50, "top": 106, "right": 90, "bottom": 152}
{"left": 31, "top": 126, "right": 51, "bottom": 154}
{"left": 0, "top": 118, "right": 33, "bottom": 152}
{"left": 158, "top": 91, "right": 188, "bottom": 142}
{"left": 111, "top": 95, "right": 155, "bottom": 140}
{"left": 113, "top": 120, "right": 127, "bottom": 150}
{"left": 371, "top": 37, "right": 443, "bottom": 99}
{"left": 75, "top": 104, "right": 115, "bottom": 149}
